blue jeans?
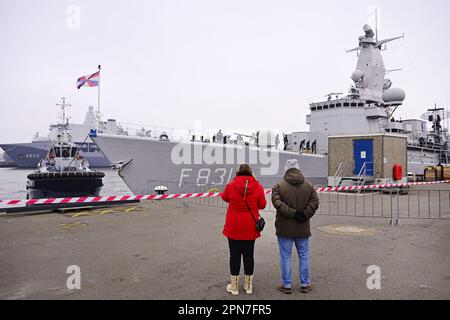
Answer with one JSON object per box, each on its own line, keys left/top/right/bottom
{"left": 277, "top": 237, "right": 310, "bottom": 287}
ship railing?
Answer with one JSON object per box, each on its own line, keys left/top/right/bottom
{"left": 334, "top": 162, "right": 344, "bottom": 178}
{"left": 329, "top": 162, "right": 345, "bottom": 187}
{"left": 116, "top": 123, "right": 185, "bottom": 142}
{"left": 356, "top": 162, "right": 374, "bottom": 186}
{"left": 114, "top": 123, "right": 289, "bottom": 148}
{"left": 357, "top": 161, "right": 374, "bottom": 177}
{"left": 356, "top": 162, "right": 366, "bottom": 179}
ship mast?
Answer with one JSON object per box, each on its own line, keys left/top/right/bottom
{"left": 56, "top": 97, "right": 71, "bottom": 130}
{"left": 375, "top": 8, "right": 378, "bottom": 42}
{"left": 428, "top": 103, "right": 445, "bottom": 135}
{"left": 97, "top": 64, "right": 102, "bottom": 123}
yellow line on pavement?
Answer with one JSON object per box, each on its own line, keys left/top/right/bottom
{"left": 60, "top": 221, "right": 88, "bottom": 229}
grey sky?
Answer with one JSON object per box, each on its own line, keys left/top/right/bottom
{"left": 1, "top": 0, "right": 449, "bottom": 143}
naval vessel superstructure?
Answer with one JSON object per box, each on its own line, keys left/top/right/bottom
{"left": 286, "top": 24, "right": 449, "bottom": 174}
{"left": 91, "top": 23, "right": 448, "bottom": 194}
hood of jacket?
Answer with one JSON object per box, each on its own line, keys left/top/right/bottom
{"left": 232, "top": 175, "right": 259, "bottom": 195}
{"left": 283, "top": 168, "right": 305, "bottom": 186}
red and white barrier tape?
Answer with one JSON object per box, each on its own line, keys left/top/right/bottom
{"left": 0, "top": 191, "right": 224, "bottom": 207}
{"left": 314, "top": 180, "right": 450, "bottom": 192}
{"left": 1, "top": 180, "right": 449, "bottom": 207}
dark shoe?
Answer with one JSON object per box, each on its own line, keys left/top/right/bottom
{"left": 300, "top": 284, "right": 313, "bottom": 293}
{"left": 277, "top": 284, "right": 292, "bottom": 294}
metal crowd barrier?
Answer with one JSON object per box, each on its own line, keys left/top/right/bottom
{"left": 186, "top": 184, "right": 450, "bottom": 226}
{"left": 2, "top": 179, "right": 450, "bottom": 225}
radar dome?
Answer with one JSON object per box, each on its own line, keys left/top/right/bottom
{"left": 382, "top": 88, "right": 406, "bottom": 103}
{"left": 351, "top": 70, "right": 364, "bottom": 82}
{"left": 363, "top": 24, "right": 372, "bottom": 33}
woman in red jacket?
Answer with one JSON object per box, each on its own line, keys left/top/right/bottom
{"left": 221, "top": 163, "right": 267, "bottom": 295}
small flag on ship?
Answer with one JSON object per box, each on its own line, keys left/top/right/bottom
{"left": 76, "top": 70, "right": 100, "bottom": 89}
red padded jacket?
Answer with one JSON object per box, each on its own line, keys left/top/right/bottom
{"left": 221, "top": 175, "right": 267, "bottom": 240}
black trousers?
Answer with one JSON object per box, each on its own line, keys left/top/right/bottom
{"left": 228, "top": 239, "right": 255, "bottom": 276}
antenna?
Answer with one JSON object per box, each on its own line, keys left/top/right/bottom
{"left": 427, "top": 103, "right": 445, "bottom": 135}
{"left": 385, "top": 68, "right": 403, "bottom": 75}
{"left": 375, "top": 8, "right": 378, "bottom": 42}
{"left": 56, "top": 97, "right": 71, "bottom": 129}
{"left": 324, "top": 92, "right": 343, "bottom": 101}
{"left": 97, "top": 64, "right": 101, "bottom": 121}
{"left": 447, "top": 106, "right": 449, "bottom": 134}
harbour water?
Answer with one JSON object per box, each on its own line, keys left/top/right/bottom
{"left": 0, "top": 168, "right": 131, "bottom": 199}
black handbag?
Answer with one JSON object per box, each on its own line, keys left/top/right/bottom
{"left": 242, "top": 180, "right": 266, "bottom": 232}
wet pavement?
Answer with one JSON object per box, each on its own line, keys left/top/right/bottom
{"left": 0, "top": 200, "right": 449, "bottom": 300}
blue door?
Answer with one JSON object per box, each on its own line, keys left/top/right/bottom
{"left": 353, "top": 139, "right": 374, "bottom": 176}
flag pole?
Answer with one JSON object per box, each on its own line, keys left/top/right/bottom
{"left": 97, "top": 64, "right": 101, "bottom": 121}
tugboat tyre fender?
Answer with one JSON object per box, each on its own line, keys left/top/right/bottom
{"left": 26, "top": 171, "right": 105, "bottom": 179}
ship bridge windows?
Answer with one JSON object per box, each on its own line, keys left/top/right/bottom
{"left": 77, "top": 143, "right": 89, "bottom": 153}
{"left": 351, "top": 103, "right": 357, "bottom": 107}
{"left": 89, "top": 143, "right": 100, "bottom": 152}
{"left": 311, "top": 102, "right": 348, "bottom": 111}
{"left": 71, "top": 147, "right": 78, "bottom": 158}
{"left": 53, "top": 147, "right": 61, "bottom": 157}
{"left": 358, "top": 103, "right": 364, "bottom": 107}
{"left": 61, "top": 147, "right": 70, "bottom": 158}
{"left": 24, "top": 154, "right": 40, "bottom": 158}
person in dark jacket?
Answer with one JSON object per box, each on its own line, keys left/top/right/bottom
{"left": 221, "top": 164, "right": 267, "bottom": 295}
{"left": 271, "top": 159, "right": 319, "bottom": 294}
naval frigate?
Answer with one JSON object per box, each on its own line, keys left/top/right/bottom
{"left": 91, "top": 23, "right": 448, "bottom": 194}
{"left": 90, "top": 130, "right": 328, "bottom": 195}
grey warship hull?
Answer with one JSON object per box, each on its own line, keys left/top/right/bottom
{"left": 92, "top": 134, "right": 328, "bottom": 195}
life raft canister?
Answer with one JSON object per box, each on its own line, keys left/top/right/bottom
{"left": 393, "top": 163, "right": 403, "bottom": 181}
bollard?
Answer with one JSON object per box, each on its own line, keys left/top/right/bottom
{"left": 154, "top": 186, "right": 168, "bottom": 196}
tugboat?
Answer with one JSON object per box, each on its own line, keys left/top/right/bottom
{"left": 26, "top": 99, "right": 104, "bottom": 199}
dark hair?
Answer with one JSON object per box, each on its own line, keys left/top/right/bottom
{"left": 236, "top": 163, "right": 253, "bottom": 176}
